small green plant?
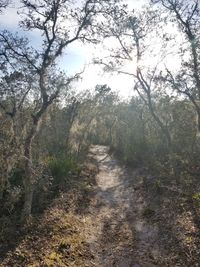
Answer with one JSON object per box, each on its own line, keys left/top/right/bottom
{"left": 193, "top": 192, "right": 200, "bottom": 200}
{"left": 9, "top": 166, "right": 24, "bottom": 187}
{"left": 193, "top": 192, "right": 200, "bottom": 206}
{"left": 47, "top": 156, "right": 78, "bottom": 186}
{"left": 154, "top": 179, "right": 162, "bottom": 193}
{"left": 155, "top": 179, "right": 161, "bottom": 188}
{"left": 142, "top": 207, "right": 155, "bottom": 218}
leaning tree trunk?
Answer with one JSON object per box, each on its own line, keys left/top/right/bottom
{"left": 136, "top": 69, "right": 172, "bottom": 150}
{"left": 21, "top": 118, "right": 41, "bottom": 220}
{"left": 149, "top": 102, "right": 172, "bottom": 149}
{"left": 196, "top": 107, "right": 200, "bottom": 138}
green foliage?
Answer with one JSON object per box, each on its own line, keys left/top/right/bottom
{"left": 9, "top": 167, "right": 24, "bottom": 187}
{"left": 193, "top": 193, "right": 200, "bottom": 201}
{"left": 142, "top": 207, "right": 155, "bottom": 218}
{"left": 193, "top": 193, "right": 200, "bottom": 207}
{"left": 47, "top": 156, "right": 79, "bottom": 186}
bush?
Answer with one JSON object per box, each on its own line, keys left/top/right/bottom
{"left": 9, "top": 167, "right": 24, "bottom": 187}
{"left": 142, "top": 207, "right": 155, "bottom": 218}
{"left": 47, "top": 156, "right": 79, "bottom": 187}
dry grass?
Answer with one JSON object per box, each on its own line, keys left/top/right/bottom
{"left": 0, "top": 161, "right": 98, "bottom": 267}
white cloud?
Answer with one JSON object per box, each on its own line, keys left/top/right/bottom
{"left": 125, "top": 0, "right": 147, "bottom": 9}
{"left": 0, "top": 1, "right": 20, "bottom": 29}
{"left": 77, "top": 64, "right": 135, "bottom": 98}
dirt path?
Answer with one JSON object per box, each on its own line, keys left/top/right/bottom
{"left": 83, "top": 145, "right": 163, "bottom": 267}
{"left": 1, "top": 145, "right": 198, "bottom": 266}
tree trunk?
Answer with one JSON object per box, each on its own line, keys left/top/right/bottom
{"left": 147, "top": 94, "right": 172, "bottom": 149}
{"left": 186, "top": 93, "right": 200, "bottom": 139}
{"left": 22, "top": 167, "right": 34, "bottom": 219}
{"left": 196, "top": 109, "right": 200, "bottom": 138}
{"left": 21, "top": 119, "right": 41, "bottom": 221}
{"left": 136, "top": 70, "right": 172, "bottom": 149}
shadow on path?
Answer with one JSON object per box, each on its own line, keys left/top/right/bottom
{"left": 84, "top": 145, "right": 162, "bottom": 267}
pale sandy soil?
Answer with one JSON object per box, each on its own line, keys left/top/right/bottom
{"left": 83, "top": 145, "right": 164, "bottom": 267}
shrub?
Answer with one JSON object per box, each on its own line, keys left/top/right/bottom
{"left": 47, "top": 156, "right": 79, "bottom": 187}
{"left": 142, "top": 207, "right": 155, "bottom": 218}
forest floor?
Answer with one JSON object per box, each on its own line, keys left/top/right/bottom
{"left": 0, "top": 145, "right": 200, "bottom": 266}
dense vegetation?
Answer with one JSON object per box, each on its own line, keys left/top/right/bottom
{"left": 0, "top": 0, "right": 200, "bottom": 265}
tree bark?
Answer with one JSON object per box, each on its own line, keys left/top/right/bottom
{"left": 21, "top": 117, "right": 41, "bottom": 220}
{"left": 196, "top": 109, "right": 200, "bottom": 138}
{"left": 148, "top": 99, "right": 172, "bottom": 148}
{"left": 136, "top": 74, "right": 172, "bottom": 149}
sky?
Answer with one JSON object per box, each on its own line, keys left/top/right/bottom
{"left": 0, "top": 0, "right": 179, "bottom": 98}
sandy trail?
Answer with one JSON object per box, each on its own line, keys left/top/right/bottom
{"left": 84, "top": 145, "right": 162, "bottom": 267}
